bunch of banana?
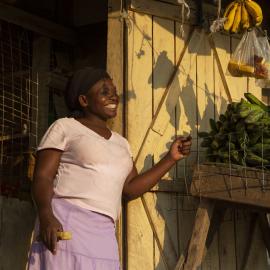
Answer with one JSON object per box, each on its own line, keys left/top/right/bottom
{"left": 223, "top": 0, "right": 263, "bottom": 33}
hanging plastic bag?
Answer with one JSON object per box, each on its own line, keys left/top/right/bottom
{"left": 256, "top": 34, "right": 270, "bottom": 88}
{"left": 227, "top": 29, "right": 269, "bottom": 79}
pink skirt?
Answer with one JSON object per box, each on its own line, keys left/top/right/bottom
{"left": 28, "top": 198, "right": 120, "bottom": 270}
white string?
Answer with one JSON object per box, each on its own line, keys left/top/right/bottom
{"left": 210, "top": 0, "right": 226, "bottom": 33}
{"left": 228, "top": 133, "right": 232, "bottom": 196}
{"left": 119, "top": 0, "right": 132, "bottom": 32}
{"left": 243, "top": 132, "right": 249, "bottom": 192}
{"left": 261, "top": 125, "right": 265, "bottom": 191}
{"left": 177, "top": 0, "right": 190, "bottom": 38}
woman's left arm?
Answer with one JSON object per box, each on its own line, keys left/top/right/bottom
{"left": 122, "top": 136, "right": 192, "bottom": 200}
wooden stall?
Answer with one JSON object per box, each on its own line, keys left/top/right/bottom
{"left": 107, "top": 0, "right": 270, "bottom": 269}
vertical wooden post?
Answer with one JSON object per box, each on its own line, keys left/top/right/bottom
{"left": 182, "top": 199, "right": 214, "bottom": 270}
{"left": 32, "top": 35, "right": 51, "bottom": 142}
{"left": 107, "top": 0, "right": 124, "bottom": 135}
{"left": 107, "top": 0, "right": 125, "bottom": 267}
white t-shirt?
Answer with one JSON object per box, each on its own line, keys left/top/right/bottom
{"left": 37, "top": 117, "right": 133, "bottom": 221}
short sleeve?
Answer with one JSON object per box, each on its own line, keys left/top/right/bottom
{"left": 37, "top": 120, "right": 67, "bottom": 151}
{"left": 124, "top": 138, "right": 133, "bottom": 158}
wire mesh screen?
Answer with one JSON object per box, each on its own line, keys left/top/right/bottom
{"left": 0, "top": 20, "right": 38, "bottom": 199}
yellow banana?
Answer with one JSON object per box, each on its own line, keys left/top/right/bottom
{"left": 57, "top": 231, "right": 72, "bottom": 240}
{"left": 223, "top": 0, "right": 237, "bottom": 18}
{"left": 231, "top": 3, "right": 242, "bottom": 33}
{"left": 245, "top": 0, "right": 263, "bottom": 26}
{"left": 241, "top": 3, "right": 251, "bottom": 29}
{"left": 224, "top": 2, "right": 239, "bottom": 32}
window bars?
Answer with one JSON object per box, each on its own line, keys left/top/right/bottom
{"left": 0, "top": 20, "right": 38, "bottom": 200}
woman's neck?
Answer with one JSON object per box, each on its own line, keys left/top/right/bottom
{"left": 78, "top": 113, "right": 107, "bottom": 128}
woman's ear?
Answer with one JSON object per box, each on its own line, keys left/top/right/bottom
{"left": 78, "top": 95, "right": 88, "bottom": 108}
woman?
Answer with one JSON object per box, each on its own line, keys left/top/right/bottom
{"left": 28, "top": 67, "right": 192, "bottom": 270}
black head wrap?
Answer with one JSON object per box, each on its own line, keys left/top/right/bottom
{"left": 65, "top": 67, "right": 111, "bottom": 116}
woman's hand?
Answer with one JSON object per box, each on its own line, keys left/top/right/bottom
{"left": 167, "top": 135, "right": 192, "bottom": 162}
{"left": 38, "top": 210, "right": 63, "bottom": 255}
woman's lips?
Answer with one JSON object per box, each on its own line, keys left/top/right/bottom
{"left": 105, "top": 104, "right": 118, "bottom": 109}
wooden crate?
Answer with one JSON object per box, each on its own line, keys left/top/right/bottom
{"left": 190, "top": 163, "right": 270, "bottom": 210}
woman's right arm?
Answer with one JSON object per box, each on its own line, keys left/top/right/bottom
{"left": 32, "top": 149, "right": 63, "bottom": 255}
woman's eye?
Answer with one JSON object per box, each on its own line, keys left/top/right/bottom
{"left": 100, "top": 88, "right": 109, "bottom": 95}
{"left": 100, "top": 88, "right": 117, "bottom": 97}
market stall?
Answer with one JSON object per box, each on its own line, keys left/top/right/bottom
{"left": 107, "top": 0, "right": 270, "bottom": 269}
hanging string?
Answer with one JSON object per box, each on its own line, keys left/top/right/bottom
{"left": 119, "top": 0, "right": 132, "bottom": 32}
{"left": 243, "top": 132, "right": 249, "bottom": 194}
{"left": 228, "top": 133, "right": 233, "bottom": 197}
{"left": 177, "top": 0, "right": 190, "bottom": 38}
{"left": 261, "top": 125, "right": 265, "bottom": 192}
{"left": 210, "top": 0, "right": 226, "bottom": 33}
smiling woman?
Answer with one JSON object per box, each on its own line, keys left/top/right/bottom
{"left": 27, "top": 67, "right": 192, "bottom": 270}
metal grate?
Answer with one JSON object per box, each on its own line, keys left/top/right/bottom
{"left": 0, "top": 20, "right": 38, "bottom": 199}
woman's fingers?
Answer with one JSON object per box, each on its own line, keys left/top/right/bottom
{"left": 51, "top": 229, "right": 58, "bottom": 254}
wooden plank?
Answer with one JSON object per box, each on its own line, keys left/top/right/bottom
{"left": 202, "top": 206, "right": 225, "bottom": 270}
{"left": 218, "top": 209, "right": 237, "bottom": 270}
{"left": 107, "top": 0, "right": 125, "bottom": 135}
{"left": 197, "top": 32, "right": 215, "bottom": 165}
{"left": 208, "top": 34, "right": 232, "bottom": 103}
{"left": 32, "top": 36, "right": 51, "bottom": 142}
{"left": 175, "top": 27, "right": 201, "bottom": 184}
{"left": 127, "top": 198, "right": 154, "bottom": 270}
{"left": 239, "top": 213, "right": 257, "bottom": 270}
{"left": 130, "top": 0, "right": 219, "bottom": 25}
{"left": 126, "top": 11, "right": 154, "bottom": 270}
{"left": 175, "top": 23, "right": 192, "bottom": 185}
{"left": 0, "top": 2, "right": 77, "bottom": 45}
{"left": 191, "top": 165, "right": 270, "bottom": 209}
{"left": 130, "top": 0, "right": 197, "bottom": 25}
{"left": 182, "top": 199, "right": 214, "bottom": 270}
{"left": 258, "top": 213, "right": 270, "bottom": 256}
{"left": 151, "top": 179, "right": 185, "bottom": 192}
{"left": 107, "top": 1, "right": 125, "bottom": 265}
{"left": 46, "top": 72, "right": 68, "bottom": 91}
{"left": 145, "top": 192, "right": 178, "bottom": 269}
{"left": 152, "top": 16, "right": 175, "bottom": 180}
{"left": 134, "top": 28, "right": 196, "bottom": 171}
{"left": 242, "top": 216, "right": 269, "bottom": 270}
{"left": 230, "top": 37, "right": 248, "bottom": 102}
{"left": 212, "top": 32, "right": 230, "bottom": 120}
{"left": 177, "top": 196, "right": 199, "bottom": 270}
{"left": 196, "top": 32, "right": 219, "bottom": 270}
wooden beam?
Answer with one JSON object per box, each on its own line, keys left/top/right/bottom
{"left": 129, "top": 0, "right": 219, "bottom": 26}
{"left": 150, "top": 179, "right": 186, "bottom": 192}
{"left": 46, "top": 72, "right": 68, "bottom": 91}
{"left": 181, "top": 199, "right": 214, "bottom": 270}
{"left": 129, "top": 0, "right": 197, "bottom": 25}
{"left": 0, "top": 2, "right": 78, "bottom": 45}
{"left": 240, "top": 213, "right": 258, "bottom": 270}
{"left": 258, "top": 213, "right": 270, "bottom": 256}
{"left": 107, "top": 0, "right": 125, "bottom": 267}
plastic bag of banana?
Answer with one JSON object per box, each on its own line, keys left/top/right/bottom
{"left": 256, "top": 35, "right": 270, "bottom": 88}
{"left": 223, "top": 0, "right": 263, "bottom": 34}
{"left": 227, "top": 29, "right": 270, "bottom": 79}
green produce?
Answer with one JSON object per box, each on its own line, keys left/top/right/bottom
{"left": 244, "top": 92, "right": 269, "bottom": 112}
{"left": 198, "top": 92, "right": 270, "bottom": 169}
{"left": 209, "top": 118, "right": 218, "bottom": 132}
{"left": 244, "top": 110, "right": 265, "bottom": 124}
{"left": 246, "top": 152, "right": 270, "bottom": 166}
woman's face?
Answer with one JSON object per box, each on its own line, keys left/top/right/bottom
{"left": 80, "top": 78, "right": 119, "bottom": 120}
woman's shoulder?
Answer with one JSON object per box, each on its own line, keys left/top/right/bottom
{"left": 52, "top": 117, "right": 75, "bottom": 128}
